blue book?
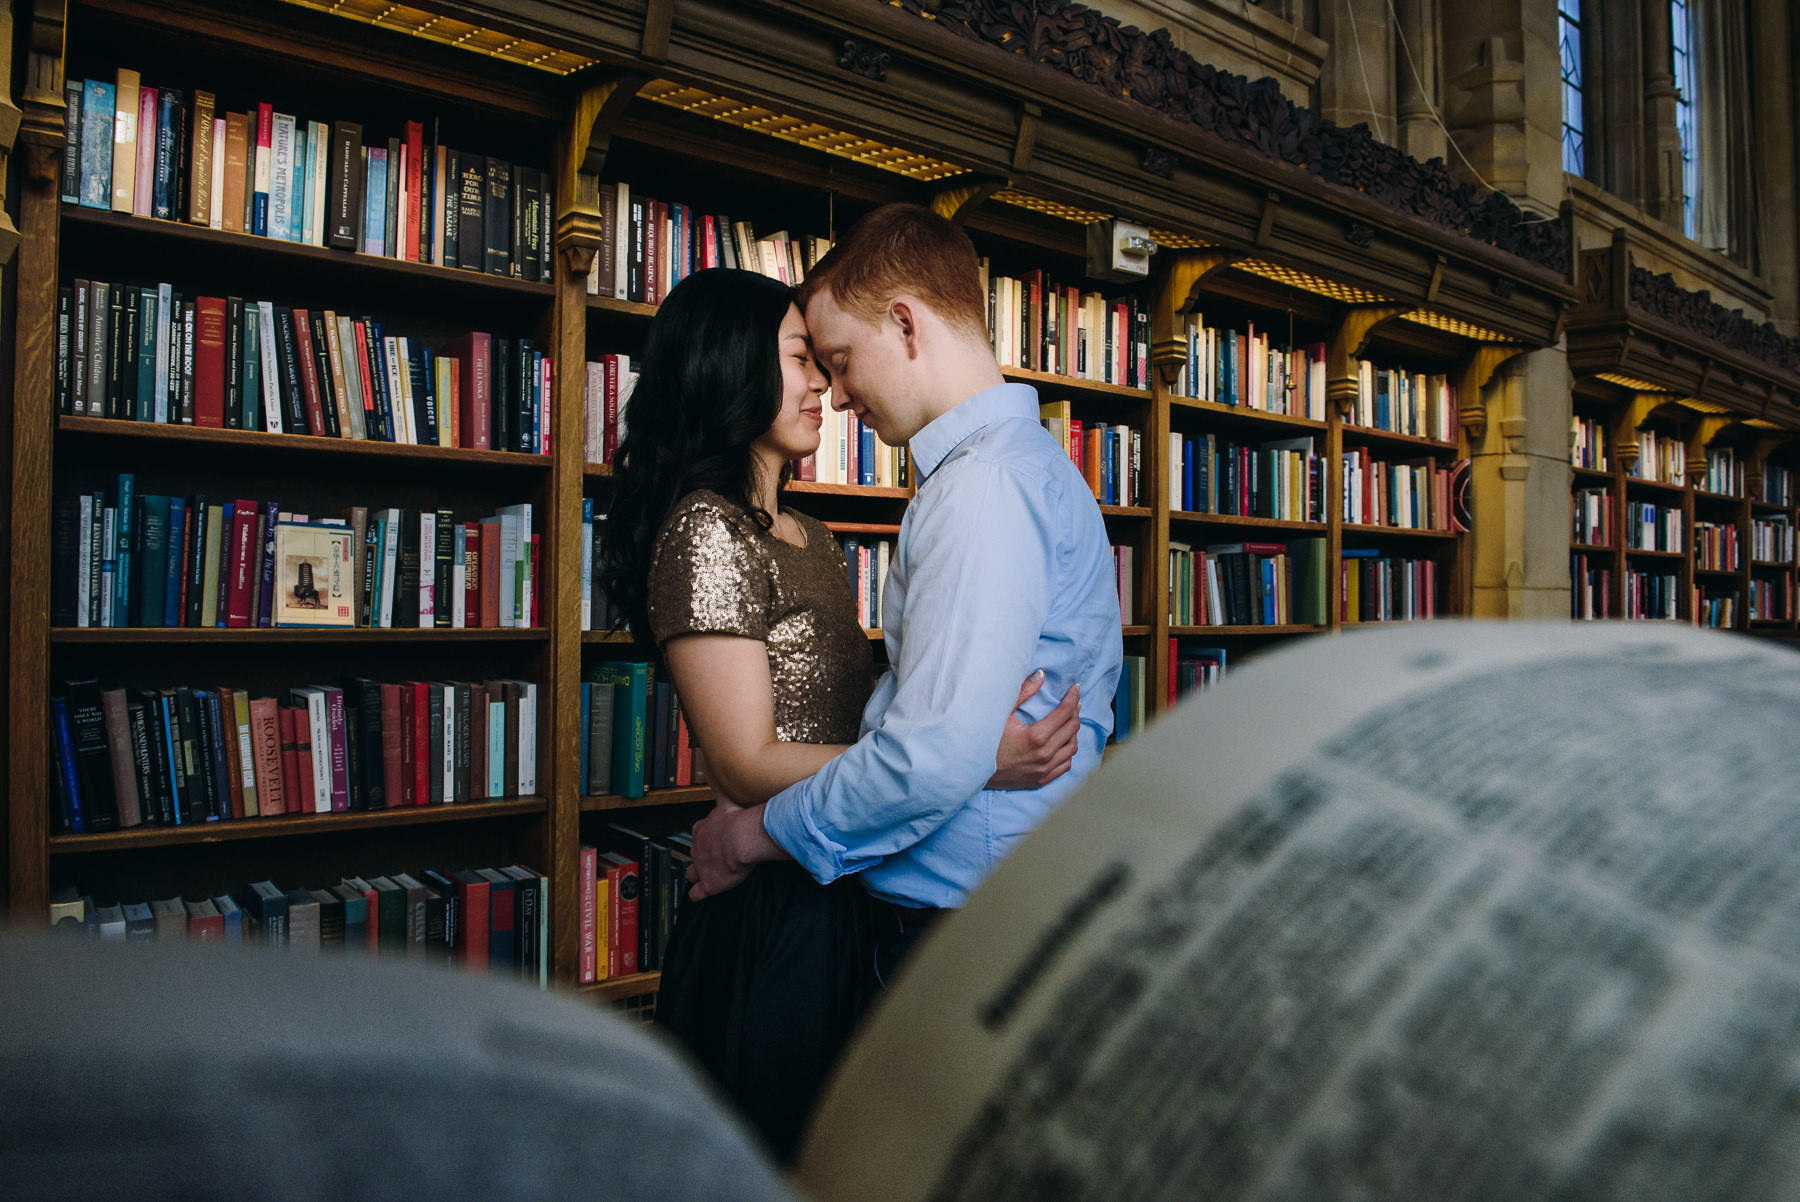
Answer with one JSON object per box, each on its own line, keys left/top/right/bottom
{"left": 78, "top": 80, "right": 114, "bottom": 209}
{"left": 1342, "top": 547, "right": 1382, "bottom": 557}
{"left": 1110, "top": 668, "right": 1132, "bottom": 746}
{"left": 292, "top": 124, "right": 309, "bottom": 243}
{"left": 135, "top": 288, "right": 159, "bottom": 421}
{"left": 164, "top": 497, "right": 186, "bottom": 626}
{"left": 587, "top": 661, "right": 650, "bottom": 798}
{"left": 153, "top": 88, "right": 181, "bottom": 220}
{"left": 1098, "top": 423, "right": 1113, "bottom": 504}
{"left": 859, "top": 417, "right": 876, "bottom": 486}
{"left": 61, "top": 79, "right": 83, "bottom": 203}
{"left": 158, "top": 692, "right": 184, "bottom": 824}
{"left": 1261, "top": 558, "right": 1276, "bottom": 625}
{"left": 363, "top": 149, "right": 387, "bottom": 253}
{"left": 1182, "top": 438, "right": 1195, "bottom": 512}
{"left": 242, "top": 307, "right": 261, "bottom": 431}
{"left": 51, "top": 695, "right": 86, "bottom": 832}
{"left": 210, "top": 894, "right": 243, "bottom": 944}
{"left": 578, "top": 682, "right": 591, "bottom": 797}
{"left": 137, "top": 494, "right": 170, "bottom": 628}
{"left": 113, "top": 474, "right": 135, "bottom": 626}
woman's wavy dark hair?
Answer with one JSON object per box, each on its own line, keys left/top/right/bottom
{"left": 598, "top": 268, "right": 797, "bottom": 644}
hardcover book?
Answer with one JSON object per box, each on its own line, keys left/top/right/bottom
{"left": 271, "top": 520, "right": 355, "bottom": 627}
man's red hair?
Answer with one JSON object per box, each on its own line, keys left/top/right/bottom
{"left": 797, "top": 203, "right": 988, "bottom": 340}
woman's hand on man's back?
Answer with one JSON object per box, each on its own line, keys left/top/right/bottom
{"left": 988, "top": 671, "right": 1081, "bottom": 791}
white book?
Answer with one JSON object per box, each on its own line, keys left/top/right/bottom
{"left": 579, "top": 507, "right": 593, "bottom": 632}
{"left": 876, "top": 540, "right": 891, "bottom": 629}
{"left": 208, "top": 117, "right": 225, "bottom": 229}
{"left": 487, "top": 700, "right": 506, "bottom": 797}
{"left": 309, "top": 121, "right": 328, "bottom": 247}
{"left": 418, "top": 509, "right": 436, "bottom": 628}
{"left": 498, "top": 503, "right": 532, "bottom": 627}
{"left": 334, "top": 316, "right": 367, "bottom": 440}
{"left": 153, "top": 283, "right": 173, "bottom": 423}
{"left": 1169, "top": 433, "right": 1184, "bottom": 510}
{"left": 290, "top": 687, "right": 331, "bottom": 813}
{"left": 384, "top": 336, "right": 411, "bottom": 444}
{"left": 269, "top": 112, "right": 295, "bottom": 242}
{"left": 256, "top": 300, "right": 283, "bottom": 433}
{"left": 584, "top": 360, "right": 602, "bottom": 462}
{"left": 493, "top": 513, "right": 517, "bottom": 628}
{"left": 379, "top": 508, "right": 400, "bottom": 628}
{"left": 75, "top": 494, "right": 92, "bottom": 628}
{"left": 440, "top": 682, "right": 456, "bottom": 803}
{"left": 517, "top": 680, "right": 537, "bottom": 797}
{"left": 452, "top": 529, "right": 467, "bottom": 629}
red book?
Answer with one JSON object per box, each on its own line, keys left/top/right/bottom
{"left": 396, "top": 683, "right": 416, "bottom": 806}
{"left": 224, "top": 500, "right": 258, "bottom": 627}
{"left": 463, "top": 524, "right": 479, "bottom": 627}
{"left": 578, "top": 844, "right": 598, "bottom": 984}
{"left": 379, "top": 683, "right": 404, "bottom": 809}
{"left": 602, "top": 355, "right": 620, "bottom": 463}
{"left": 442, "top": 331, "right": 491, "bottom": 450}
{"left": 468, "top": 683, "right": 488, "bottom": 800}
{"left": 479, "top": 521, "right": 501, "bottom": 627}
{"left": 192, "top": 296, "right": 228, "bottom": 427}
{"left": 185, "top": 902, "right": 225, "bottom": 942}
{"left": 291, "top": 705, "right": 316, "bottom": 813}
{"left": 219, "top": 686, "right": 246, "bottom": 820}
{"left": 290, "top": 308, "right": 329, "bottom": 436}
{"left": 451, "top": 869, "right": 490, "bottom": 973}
{"left": 675, "top": 708, "right": 693, "bottom": 787}
{"left": 403, "top": 120, "right": 424, "bottom": 263}
{"left": 249, "top": 696, "right": 284, "bottom": 816}
{"left": 599, "top": 851, "right": 638, "bottom": 977}
{"left": 645, "top": 198, "right": 662, "bottom": 305}
{"left": 355, "top": 880, "right": 379, "bottom": 955}
{"left": 351, "top": 318, "right": 379, "bottom": 435}
{"left": 410, "top": 680, "right": 430, "bottom": 805}
{"left": 277, "top": 706, "right": 303, "bottom": 815}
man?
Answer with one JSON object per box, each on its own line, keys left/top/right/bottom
{"left": 687, "top": 203, "right": 1124, "bottom": 974}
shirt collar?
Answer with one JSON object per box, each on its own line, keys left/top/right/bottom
{"left": 908, "top": 382, "right": 1040, "bottom": 482}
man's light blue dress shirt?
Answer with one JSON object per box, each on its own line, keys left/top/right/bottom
{"left": 761, "top": 382, "right": 1125, "bottom": 908}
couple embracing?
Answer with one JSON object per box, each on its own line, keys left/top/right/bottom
{"left": 597, "top": 203, "right": 1124, "bottom": 1159}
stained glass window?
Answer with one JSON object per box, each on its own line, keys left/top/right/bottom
{"left": 1559, "top": 0, "right": 1586, "bottom": 177}
{"left": 1671, "top": 0, "right": 1699, "bottom": 238}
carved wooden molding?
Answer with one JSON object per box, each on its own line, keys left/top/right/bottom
{"left": 839, "top": 38, "right": 892, "bottom": 81}
{"left": 881, "top": 0, "right": 1568, "bottom": 274}
{"left": 1454, "top": 343, "right": 1527, "bottom": 442}
{"left": 1628, "top": 264, "right": 1800, "bottom": 378}
{"left": 1683, "top": 414, "right": 1734, "bottom": 486}
{"left": 641, "top": 0, "right": 675, "bottom": 62}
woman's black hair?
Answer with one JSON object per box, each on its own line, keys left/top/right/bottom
{"left": 597, "top": 268, "right": 797, "bottom": 644}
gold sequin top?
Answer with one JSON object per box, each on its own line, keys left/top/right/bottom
{"left": 647, "top": 490, "right": 873, "bottom": 745}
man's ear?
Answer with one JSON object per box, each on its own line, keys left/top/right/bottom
{"left": 890, "top": 298, "right": 920, "bottom": 359}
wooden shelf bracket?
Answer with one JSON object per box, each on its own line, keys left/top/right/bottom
{"left": 555, "top": 72, "right": 648, "bottom": 276}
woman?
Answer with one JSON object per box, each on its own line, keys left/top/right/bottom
{"left": 597, "top": 268, "right": 1071, "bottom": 1160}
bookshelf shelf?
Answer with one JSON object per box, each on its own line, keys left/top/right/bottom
{"left": 1694, "top": 567, "right": 1742, "bottom": 578}
{"left": 823, "top": 521, "right": 903, "bottom": 535}
{"left": 1752, "top": 559, "right": 1796, "bottom": 568}
{"left": 51, "top": 627, "right": 549, "bottom": 643}
{"left": 1168, "top": 624, "right": 1328, "bottom": 635}
{"left": 1338, "top": 424, "right": 1459, "bottom": 453}
{"left": 1003, "top": 366, "right": 1153, "bottom": 403}
{"left": 1693, "top": 490, "right": 1743, "bottom": 504}
{"left": 47, "top": 797, "right": 548, "bottom": 854}
{"left": 1624, "top": 476, "right": 1687, "bottom": 494}
{"left": 60, "top": 204, "right": 556, "bottom": 300}
{"left": 1624, "top": 547, "right": 1686, "bottom": 559}
{"left": 1570, "top": 542, "right": 1613, "bottom": 553}
{"left": 1169, "top": 395, "right": 1327, "bottom": 431}
{"left": 1170, "top": 512, "right": 1326, "bottom": 532}
{"left": 1751, "top": 500, "right": 1791, "bottom": 513}
{"left": 580, "top": 786, "right": 715, "bottom": 812}
{"left": 1121, "top": 625, "right": 1150, "bottom": 637}
{"left": 1341, "top": 524, "right": 1460, "bottom": 541}
{"left": 58, "top": 416, "right": 552, "bottom": 473}
{"left": 1100, "top": 505, "right": 1153, "bottom": 519}
{"left": 786, "top": 481, "right": 910, "bottom": 499}
{"left": 586, "top": 295, "right": 659, "bottom": 320}
{"left": 585, "top": 463, "right": 614, "bottom": 480}
{"left": 1572, "top": 466, "right": 1615, "bottom": 482}
{"left": 579, "top": 971, "right": 662, "bottom": 1001}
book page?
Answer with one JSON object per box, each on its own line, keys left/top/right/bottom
{"left": 799, "top": 622, "right": 1800, "bottom": 1201}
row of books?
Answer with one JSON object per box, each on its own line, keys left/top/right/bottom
{"left": 1703, "top": 447, "right": 1744, "bottom": 497}
{"left": 1764, "top": 463, "right": 1793, "bottom": 506}
{"left": 1166, "top": 538, "right": 1330, "bottom": 628}
{"left": 1698, "top": 586, "right": 1738, "bottom": 629}
{"left": 585, "top": 181, "right": 832, "bottom": 304}
{"left": 579, "top": 662, "right": 702, "bottom": 800}
{"left": 58, "top": 278, "right": 549, "bottom": 452}
{"left": 1168, "top": 433, "right": 1326, "bottom": 522}
{"left": 51, "top": 869, "right": 549, "bottom": 982}
{"left": 1170, "top": 317, "right": 1328, "bottom": 420}
{"left": 580, "top": 824, "right": 694, "bottom": 982}
{"left": 1573, "top": 486, "right": 1612, "bottom": 545}
{"left": 1571, "top": 553, "right": 1612, "bottom": 620}
{"left": 1752, "top": 516, "right": 1795, "bottom": 563}
{"left": 1341, "top": 450, "right": 1455, "bottom": 531}
{"left": 49, "top": 675, "right": 539, "bottom": 835}
{"left": 65, "top": 70, "right": 554, "bottom": 279}
{"left": 1040, "top": 403, "right": 1143, "bottom": 506}
{"left": 1750, "top": 576, "right": 1794, "bottom": 621}
{"left": 1341, "top": 552, "right": 1439, "bottom": 623}
{"left": 1572, "top": 415, "right": 1609, "bottom": 471}
{"left": 841, "top": 534, "right": 895, "bottom": 631}
{"left": 581, "top": 354, "right": 636, "bottom": 466}
{"left": 980, "top": 265, "right": 1151, "bottom": 390}
{"left": 798, "top": 405, "right": 909, "bottom": 488}
{"left": 1625, "top": 502, "right": 1684, "bottom": 553}
{"left": 1346, "top": 365, "right": 1456, "bottom": 442}
{"left": 1170, "top": 642, "right": 1227, "bottom": 701}
{"left": 1109, "top": 654, "right": 1147, "bottom": 745}
{"left": 1695, "top": 522, "right": 1739, "bottom": 572}
{"left": 1626, "top": 567, "right": 1680, "bottom": 619}
{"left": 1632, "top": 429, "right": 1686, "bottom": 485}
{"left": 54, "top": 486, "right": 536, "bottom": 630}
{"left": 579, "top": 503, "right": 623, "bottom": 634}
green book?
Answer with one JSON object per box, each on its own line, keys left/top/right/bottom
{"left": 1291, "top": 536, "right": 1328, "bottom": 627}
{"left": 585, "top": 661, "right": 649, "bottom": 798}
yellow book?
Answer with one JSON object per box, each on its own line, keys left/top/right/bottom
{"left": 595, "top": 883, "right": 611, "bottom": 983}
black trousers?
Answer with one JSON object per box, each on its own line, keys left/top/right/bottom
{"left": 653, "top": 863, "right": 880, "bottom": 1163}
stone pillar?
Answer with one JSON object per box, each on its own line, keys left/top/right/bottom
{"left": 1316, "top": 0, "right": 1396, "bottom": 143}
{"left": 1467, "top": 347, "right": 1575, "bottom": 619}
{"left": 1393, "top": 0, "right": 1446, "bottom": 162}
{"left": 1751, "top": 0, "right": 1798, "bottom": 334}
{"left": 1640, "top": 0, "right": 1685, "bottom": 227}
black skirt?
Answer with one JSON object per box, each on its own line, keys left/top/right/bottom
{"left": 653, "top": 862, "right": 880, "bottom": 1162}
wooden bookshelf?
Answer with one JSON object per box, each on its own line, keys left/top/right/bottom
{"left": 52, "top": 627, "right": 548, "bottom": 643}
{"left": 579, "top": 971, "right": 662, "bottom": 1002}
{"left": 59, "top": 415, "right": 553, "bottom": 472}
{"left": 49, "top": 798, "right": 548, "bottom": 853}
